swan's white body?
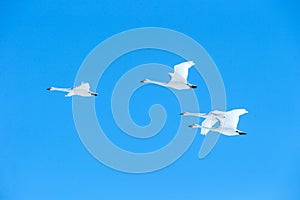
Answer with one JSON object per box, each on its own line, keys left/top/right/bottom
{"left": 141, "top": 61, "right": 197, "bottom": 90}
{"left": 47, "top": 82, "right": 97, "bottom": 97}
{"left": 182, "top": 109, "right": 248, "bottom": 136}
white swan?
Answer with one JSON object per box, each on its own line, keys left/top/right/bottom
{"left": 181, "top": 110, "right": 226, "bottom": 135}
{"left": 47, "top": 82, "right": 98, "bottom": 97}
{"left": 183, "top": 109, "right": 248, "bottom": 136}
{"left": 141, "top": 61, "right": 197, "bottom": 90}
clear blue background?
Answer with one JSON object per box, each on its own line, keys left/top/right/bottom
{"left": 1, "top": 0, "right": 299, "bottom": 199}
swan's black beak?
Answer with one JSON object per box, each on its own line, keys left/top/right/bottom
{"left": 46, "top": 87, "right": 52, "bottom": 90}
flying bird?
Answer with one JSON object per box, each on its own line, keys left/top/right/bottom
{"left": 140, "top": 61, "right": 197, "bottom": 90}
{"left": 47, "top": 82, "right": 98, "bottom": 97}
{"left": 182, "top": 109, "right": 248, "bottom": 136}
{"left": 181, "top": 110, "right": 226, "bottom": 135}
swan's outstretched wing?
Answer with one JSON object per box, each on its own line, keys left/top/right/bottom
{"left": 75, "top": 82, "right": 90, "bottom": 91}
{"left": 201, "top": 118, "right": 219, "bottom": 135}
{"left": 222, "top": 109, "right": 248, "bottom": 129}
{"left": 171, "top": 61, "right": 195, "bottom": 83}
{"left": 210, "top": 110, "right": 226, "bottom": 117}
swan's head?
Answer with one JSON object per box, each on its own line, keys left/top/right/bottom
{"left": 47, "top": 87, "right": 54, "bottom": 90}
{"left": 140, "top": 79, "right": 150, "bottom": 83}
{"left": 188, "top": 124, "right": 200, "bottom": 128}
{"left": 180, "top": 112, "right": 189, "bottom": 116}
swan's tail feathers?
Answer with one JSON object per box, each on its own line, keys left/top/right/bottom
{"left": 47, "top": 87, "right": 53, "bottom": 90}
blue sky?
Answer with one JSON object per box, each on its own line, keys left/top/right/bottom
{"left": 1, "top": 0, "right": 299, "bottom": 199}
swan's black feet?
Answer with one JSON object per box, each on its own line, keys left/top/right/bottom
{"left": 188, "top": 85, "right": 197, "bottom": 88}
{"left": 236, "top": 131, "right": 247, "bottom": 135}
{"left": 90, "top": 93, "right": 98, "bottom": 96}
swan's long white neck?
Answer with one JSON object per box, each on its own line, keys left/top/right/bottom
{"left": 199, "top": 125, "right": 219, "bottom": 131}
{"left": 146, "top": 80, "right": 168, "bottom": 87}
{"left": 182, "top": 112, "right": 207, "bottom": 118}
{"left": 50, "top": 87, "right": 71, "bottom": 93}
